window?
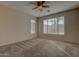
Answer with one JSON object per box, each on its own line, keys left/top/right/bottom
{"left": 58, "top": 16, "right": 64, "bottom": 34}
{"left": 31, "top": 19, "right": 36, "bottom": 34}
{"left": 43, "top": 20, "right": 48, "bottom": 34}
{"left": 47, "top": 18, "right": 57, "bottom": 34}
{"left": 43, "top": 16, "right": 64, "bottom": 35}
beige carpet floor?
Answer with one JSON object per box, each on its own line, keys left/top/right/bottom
{"left": 0, "top": 39, "right": 79, "bottom": 57}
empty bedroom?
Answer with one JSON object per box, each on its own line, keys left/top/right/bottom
{"left": 0, "top": 1, "right": 79, "bottom": 57}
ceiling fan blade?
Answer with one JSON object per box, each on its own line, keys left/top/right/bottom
{"left": 37, "top": 1, "right": 41, "bottom": 6}
{"left": 32, "top": 7, "right": 37, "bottom": 10}
{"left": 43, "top": 5, "right": 50, "bottom": 8}
{"left": 42, "top": 1, "right": 45, "bottom": 4}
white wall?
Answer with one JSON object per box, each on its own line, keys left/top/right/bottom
{"left": 38, "top": 8, "right": 79, "bottom": 43}
{"left": 0, "top": 5, "right": 37, "bottom": 46}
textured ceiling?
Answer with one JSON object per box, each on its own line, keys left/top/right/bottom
{"left": 0, "top": 1, "right": 79, "bottom": 17}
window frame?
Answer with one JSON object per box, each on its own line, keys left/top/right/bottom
{"left": 43, "top": 16, "right": 64, "bottom": 35}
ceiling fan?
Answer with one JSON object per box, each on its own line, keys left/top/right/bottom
{"left": 30, "top": 1, "right": 50, "bottom": 12}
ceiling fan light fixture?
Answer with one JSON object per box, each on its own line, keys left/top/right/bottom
{"left": 38, "top": 6, "right": 43, "bottom": 10}
{"left": 31, "top": 1, "right": 50, "bottom": 11}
